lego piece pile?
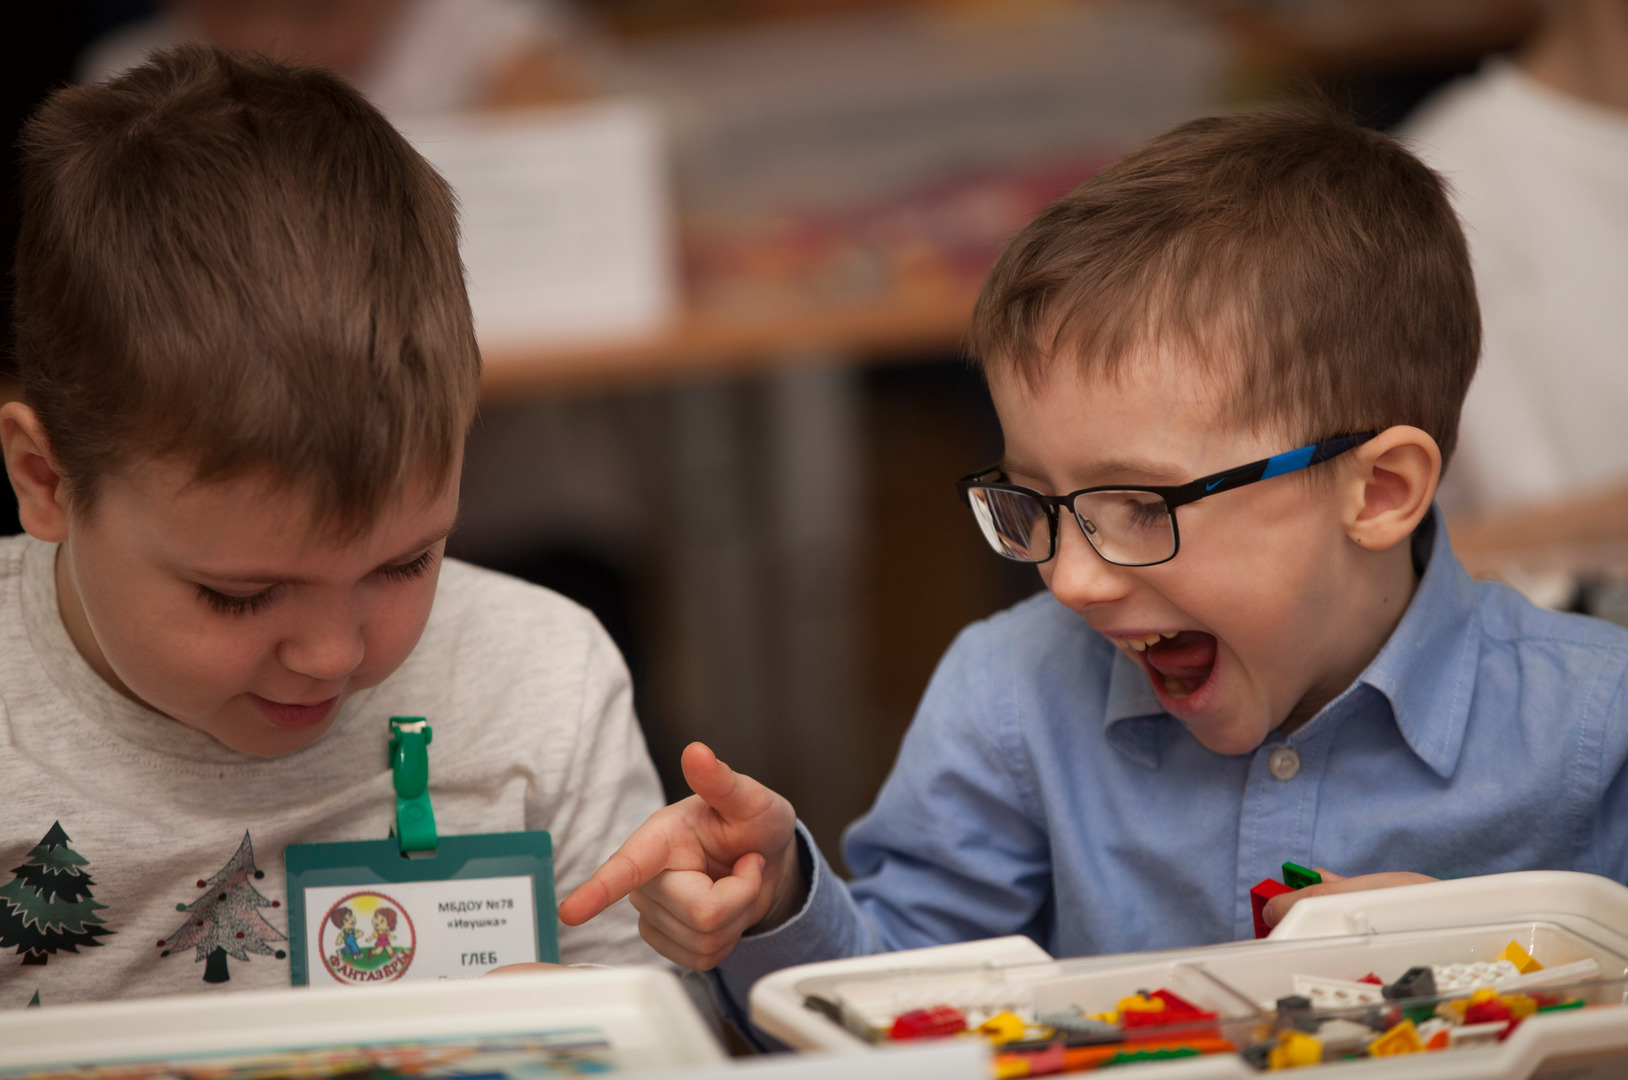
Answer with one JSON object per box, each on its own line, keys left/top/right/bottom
{"left": 868, "top": 939, "right": 1601, "bottom": 1075}
{"left": 1242, "top": 940, "right": 1597, "bottom": 1070}
{"left": 887, "top": 986, "right": 1237, "bottom": 1077}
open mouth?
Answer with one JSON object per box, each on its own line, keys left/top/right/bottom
{"left": 1129, "top": 631, "right": 1218, "bottom": 700}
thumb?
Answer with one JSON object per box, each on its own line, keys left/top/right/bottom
{"left": 681, "top": 742, "right": 774, "bottom": 824}
{"left": 731, "top": 851, "right": 765, "bottom": 891}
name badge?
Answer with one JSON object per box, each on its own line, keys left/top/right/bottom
{"left": 284, "top": 831, "right": 559, "bottom": 986}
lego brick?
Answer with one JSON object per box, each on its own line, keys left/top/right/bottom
{"left": 1382, "top": 966, "right": 1436, "bottom": 1001}
{"left": 1267, "top": 1030, "right": 1323, "bottom": 1068}
{"left": 1497, "top": 940, "right": 1543, "bottom": 974}
{"left": 1250, "top": 878, "right": 1295, "bottom": 938}
{"left": 1281, "top": 862, "right": 1322, "bottom": 890}
{"left": 1035, "top": 1008, "right": 1119, "bottom": 1043}
{"left": 889, "top": 1005, "right": 966, "bottom": 1040}
{"left": 1292, "top": 974, "right": 1385, "bottom": 1010}
{"left": 1431, "top": 959, "right": 1520, "bottom": 993}
{"left": 1464, "top": 995, "right": 1513, "bottom": 1025}
{"left": 1500, "top": 957, "right": 1599, "bottom": 991}
{"left": 979, "top": 1011, "right": 1029, "bottom": 1044}
{"left": 1368, "top": 1019, "right": 1424, "bottom": 1057}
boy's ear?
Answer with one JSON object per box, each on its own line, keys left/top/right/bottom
{"left": 1, "top": 402, "right": 71, "bottom": 542}
{"left": 1341, "top": 425, "right": 1441, "bottom": 552}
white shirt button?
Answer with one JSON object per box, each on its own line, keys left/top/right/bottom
{"left": 1268, "top": 746, "right": 1301, "bottom": 781}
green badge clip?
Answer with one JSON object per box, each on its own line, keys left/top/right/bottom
{"left": 389, "top": 717, "right": 438, "bottom": 857}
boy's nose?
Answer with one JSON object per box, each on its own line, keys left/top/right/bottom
{"left": 278, "top": 616, "right": 365, "bottom": 682}
{"left": 1044, "top": 519, "right": 1133, "bottom": 611}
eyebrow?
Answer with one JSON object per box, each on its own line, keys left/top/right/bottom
{"left": 189, "top": 514, "right": 462, "bottom": 587}
{"left": 999, "top": 455, "right": 1190, "bottom": 488}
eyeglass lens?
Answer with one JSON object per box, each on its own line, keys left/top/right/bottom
{"left": 967, "top": 487, "right": 1176, "bottom": 566}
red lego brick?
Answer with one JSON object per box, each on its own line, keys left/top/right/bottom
{"left": 1150, "top": 989, "right": 1213, "bottom": 1022}
{"left": 1122, "top": 988, "right": 1223, "bottom": 1043}
{"left": 1464, "top": 997, "right": 1513, "bottom": 1026}
{"left": 889, "top": 1005, "right": 967, "bottom": 1040}
{"left": 1250, "top": 879, "right": 1295, "bottom": 939}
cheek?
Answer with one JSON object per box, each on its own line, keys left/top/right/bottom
{"left": 76, "top": 547, "right": 266, "bottom": 695}
{"left": 1164, "top": 505, "right": 1328, "bottom": 636}
{"left": 355, "top": 572, "right": 441, "bottom": 682}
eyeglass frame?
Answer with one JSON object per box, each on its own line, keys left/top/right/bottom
{"left": 956, "top": 432, "right": 1378, "bottom": 567}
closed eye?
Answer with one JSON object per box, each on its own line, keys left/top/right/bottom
{"left": 197, "top": 584, "right": 277, "bottom": 616}
{"left": 377, "top": 548, "right": 438, "bottom": 583}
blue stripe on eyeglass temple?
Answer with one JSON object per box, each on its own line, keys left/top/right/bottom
{"left": 1258, "top": 444, "right": 1316, "bottom": 481}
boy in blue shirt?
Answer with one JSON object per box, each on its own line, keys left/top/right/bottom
{"left": 559, "top": 103, "right": 1628, "bottom": 1007}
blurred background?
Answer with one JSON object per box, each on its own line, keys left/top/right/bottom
{"left": 4, "top": 0, "right": 1622, "bottom": 869}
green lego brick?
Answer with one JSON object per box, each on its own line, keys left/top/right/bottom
{"left": 1538, "top": 999, "right": 1586, "bottom": 1013}
{"left": 1282, "top": 862, "right": 1322, "bottom": 890}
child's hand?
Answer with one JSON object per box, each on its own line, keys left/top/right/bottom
{"left": 558, "top": 742, "right": 801, "bottom": 970}
{"left": 1262, "top": 869, "right": 1437, "bottom": 930}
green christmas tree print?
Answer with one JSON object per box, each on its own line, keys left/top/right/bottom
{"left": 0, "top": 822, "right": 114, "bottom": 965}
{"left": 158, "top": 831, "right": 286, "bottom": 984}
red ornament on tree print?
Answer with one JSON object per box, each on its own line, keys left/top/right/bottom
{"left": 158, "top": 831, "right": 286, "bottom": 983}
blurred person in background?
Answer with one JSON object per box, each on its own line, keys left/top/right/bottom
{"left": 1402, "top": 0, "right": 1628, "bottom": 611}
{"left": 78, "top": 0, "right": 587, "bottom": 113}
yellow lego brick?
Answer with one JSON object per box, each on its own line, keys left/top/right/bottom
{"left": 1469, "top": 988, "right": 1500, "bottom": 1005}
{"left": 1279, "top": 1030, "right": 1323, "bottom": 1067}
{"left": 1505, "top": 993, "right": 1538, "bottom": 1019}
{"left": 978, "top": 1012, "right": 1028, "bottom": 1045}
{"left": 1369, "top": 1019, "right": 1424, "bottom": 1057}
{"left": 1117, "top": 994, "right": 1166, "bottom": 1014}
{"left": 1497, "top": 941, "right": 1543, "bottom": 974}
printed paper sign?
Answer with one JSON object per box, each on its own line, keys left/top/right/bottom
{"left": 301, "top": 875, "right": 537, "bottom": 985}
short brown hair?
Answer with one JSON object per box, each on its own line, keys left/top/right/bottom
{"left": 13, "top": 44, "right": 480, "bottom": 533}
{"left": 970, "top": 102, "right": 1479, "bottom": 463}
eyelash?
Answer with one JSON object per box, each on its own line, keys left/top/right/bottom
{"left": 197, "top": 586, "right": 277, "bottom": 617}
{"left": 377, "top": 549, "right": 438, "bottom": 583}
{"left": 195, "top": 550, "right": 439, "bottom": 616}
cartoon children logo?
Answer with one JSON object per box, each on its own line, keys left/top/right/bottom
{"left": 321, "top": 891, "right": 414, "bottom": 985}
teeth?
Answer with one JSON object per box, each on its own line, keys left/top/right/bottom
{"left": 1118, "top": 632, "right": 1179, "bottom": 652}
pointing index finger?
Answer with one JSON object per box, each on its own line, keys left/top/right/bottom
{"left": 558, "top": 819, "right": 675, "bottom": 926}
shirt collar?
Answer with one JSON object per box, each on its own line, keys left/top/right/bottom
{"left": 1354, "top": 507, "right": 1480, "bottom": 779}
{"left": 1103, "top": 506, "right": 1480, "bottom": 777}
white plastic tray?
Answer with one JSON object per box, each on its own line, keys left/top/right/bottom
{"left": 0, "top": 967, "right": 724, "bottom": 1075}
{"left": 749, "top": 871, "right": 1628, "bottom": 1078}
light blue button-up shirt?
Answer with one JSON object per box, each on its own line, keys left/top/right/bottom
{"left": 716, "top": 512, "right": 1628, "bottom": 1014}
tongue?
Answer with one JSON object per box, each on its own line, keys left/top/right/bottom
{"left": 1144, "top": 631, "right": 1217, "bottom": 698}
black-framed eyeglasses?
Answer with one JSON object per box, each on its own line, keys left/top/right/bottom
{"left": 956, "top": 433, "right": 1377, "bottom": 567}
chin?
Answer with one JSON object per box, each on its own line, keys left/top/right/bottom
{"left": 1180, "top": 712, "right": 1272, "bottom": 756}
{"left": 192, "top": 709, "right": 336, "bottom": 757}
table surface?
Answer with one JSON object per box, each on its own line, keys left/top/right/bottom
{"left": 479, "top": 284, "right": 980, "bottom": 399}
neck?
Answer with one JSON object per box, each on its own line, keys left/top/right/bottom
{"left": 1520, "top": 0, "right": 1628, "bottom": 114}
{"left": 1280, "top": 538, "right": 1420, "bottom": 734}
